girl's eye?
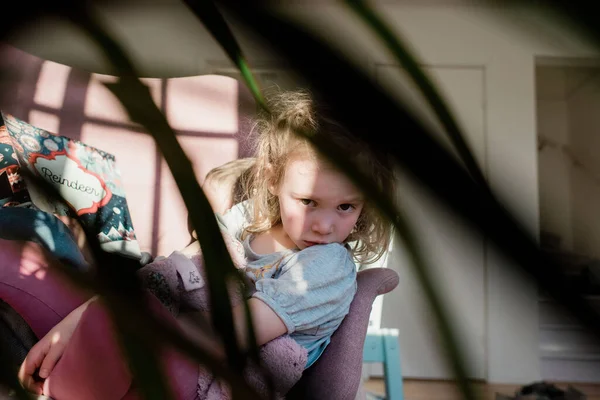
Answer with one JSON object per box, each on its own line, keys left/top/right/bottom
{"left": 338, "top": 204, "right": 355, "bottom": 212}
{"left": 300, "top": 199, "right": 314, "bottom": 206}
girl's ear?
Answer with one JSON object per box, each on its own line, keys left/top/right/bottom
{"left": 266, "top": 163, "right": 278, "bottom": 195}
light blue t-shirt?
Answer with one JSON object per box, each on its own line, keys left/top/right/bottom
{"left": 217, "top": 201, "right": 357, "bottom": 368}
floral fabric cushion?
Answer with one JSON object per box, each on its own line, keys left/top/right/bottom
{"left": 0, "top": 122, "right": 31, "bottom": 208}
{"left": 1, "top": 111, "right": 141, "bottom": 259}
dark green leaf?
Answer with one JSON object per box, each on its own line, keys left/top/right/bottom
{"left": 217, "top": 2, "right": 600, "bottom": 396}
{"left": 61, "top": 2, "right": 248, "bottom": 372}
{"left": 346, "top": 0, "right": 487, "bottom": 188}
{"left": 183, "top": 0, "right": 267, "bottom": 110}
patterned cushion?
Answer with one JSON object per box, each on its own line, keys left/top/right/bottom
{"left": 0, "top": 122, "right": 31, "bottom": 208}
{"left": 1, "top": 111, "right": 141, "bottom": 259}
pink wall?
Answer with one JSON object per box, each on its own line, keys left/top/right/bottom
{"left": 0, "top": 43, "right": 256, "bottom": 256}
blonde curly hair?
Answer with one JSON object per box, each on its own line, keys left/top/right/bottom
{"left": 241, "top": 88, "right": 395, "bottom": 264}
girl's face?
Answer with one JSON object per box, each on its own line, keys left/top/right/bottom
{"left": 272, "top": 157, "right": 364, "bottom": 250}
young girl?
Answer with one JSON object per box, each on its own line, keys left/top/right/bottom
{"left": 18, "top": 88, "right": 395, "bottom": 394}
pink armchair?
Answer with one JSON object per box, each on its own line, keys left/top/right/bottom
{"left": 0, "top": 227, "right": 399, "bottom": 399}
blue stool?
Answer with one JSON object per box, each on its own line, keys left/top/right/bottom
{"left": 363, "top": 328, "right": 404, "bottom": 400}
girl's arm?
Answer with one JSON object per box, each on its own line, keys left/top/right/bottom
{"left": 235, "top": 298, "right": 287, "bottom": 348}
{"left": 178, "top": 297, "right": 287, "bottom": 360}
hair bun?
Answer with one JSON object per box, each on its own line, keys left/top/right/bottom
{"left": 269, "top": 89, "right": 317, "bottom": 131}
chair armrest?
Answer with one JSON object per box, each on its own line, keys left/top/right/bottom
{"left": 45, "top": 296, "right": 199, "bottom": 400}
{"left": 45, "top": 300, "right": 132, "bottom": 400}
{"left": 288, "top": 268, "right": 399, "bottom": 400}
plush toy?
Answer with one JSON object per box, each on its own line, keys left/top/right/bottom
{"left": 137, "top": 227, "right": 247, "bottom": 316}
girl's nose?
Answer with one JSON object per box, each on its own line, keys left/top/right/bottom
{"left": 311, "top": 215, "right": 334, "bottom": 235}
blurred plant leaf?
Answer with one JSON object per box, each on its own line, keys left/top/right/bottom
{"left": 183, "top": 0, "right": 267, "bottom": 110}
{"left": 519, "top": 0, "right": 600, "bottom": 50}
{"left": 0, "top": 167, "right": 263, "bottom": 399}
{"left": 346, "top": 0, "right": 487, "bottom": 188}
{"left": 181, "top": 0, "right": 274, "bottom": 372}
{"left": 0, "top": 354, "right": 33, "bottom": 400}
{"left": 218, "top": 0, "right": 600, "bottom": 392}
{"left": 4, "top": 1, "right": 600, "bottom": 399}
{"left": 62, "top": 0, "right": 251, "bottom": 373}
{"left": 66, "top": 3, "right": 274, "bottom": 396}
{"left": 309, "top": 134, "right": 477, "bottom": 400}
{"left": 0, "top": 2, "right": 264, "bottom": 398}
{"left": 115, "top": 316, "right": 174, "bottom": 400}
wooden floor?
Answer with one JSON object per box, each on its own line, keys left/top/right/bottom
{"left": 364, "top": 378, "right": 600, "bottom": 399}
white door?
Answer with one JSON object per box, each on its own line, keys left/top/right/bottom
{"left": 375, "top": 65, "right": 487, "bottom": 379}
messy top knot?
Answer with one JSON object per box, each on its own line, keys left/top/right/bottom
{"left": 242, "top": 88, "right": 395, "bottom": 265}
{"left": 271, "top": 89, "right": 317, "bottom": 132}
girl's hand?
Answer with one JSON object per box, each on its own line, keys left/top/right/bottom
{"left": 18, "top": 298, "right": 93, "bottom": 394}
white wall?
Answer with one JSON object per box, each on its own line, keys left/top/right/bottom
{"left": 373, "top": 65, "right": 488, "bottom": 380}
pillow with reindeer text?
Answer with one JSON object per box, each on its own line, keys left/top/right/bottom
{"left": 1, "top": 111, "right": 141, "bottom": 260}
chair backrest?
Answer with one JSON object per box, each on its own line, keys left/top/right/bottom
{"left": 287, "top": 267, "right": 399, "bottom": 400}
